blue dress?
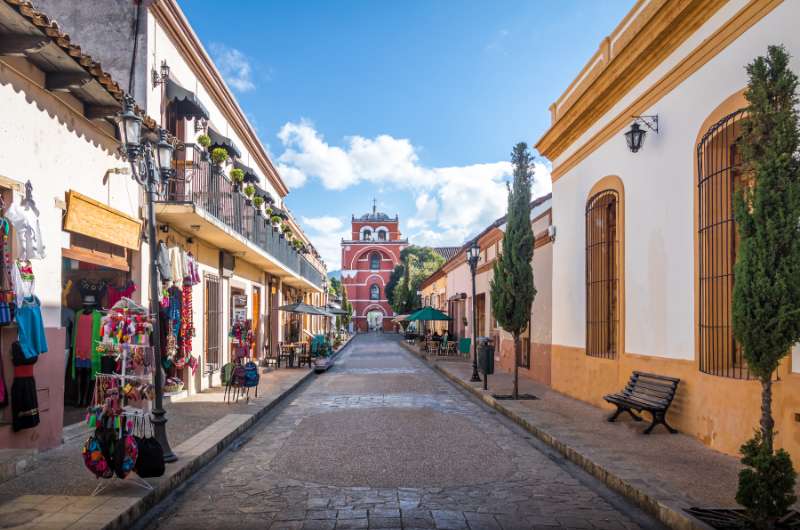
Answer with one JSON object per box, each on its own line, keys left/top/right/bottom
{"left": 16, "top": 296, "right": 48, "bottom": 360}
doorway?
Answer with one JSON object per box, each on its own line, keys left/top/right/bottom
{"left": 367, "top": 310, "right": 383, "bottom": 331}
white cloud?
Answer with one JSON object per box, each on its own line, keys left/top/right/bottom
{"left": 301, "top": 216, "right": 343, "bottom": 234}
{"left": 298, "top": 216, "right": 349, "bottom": 270}
{"left": 210, "top": 43, "right": 256, "bottom": 92}
{"left": 277, "top": 121, "right": 553, "bottom": 252}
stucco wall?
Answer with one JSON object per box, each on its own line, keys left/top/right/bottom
{"left": 551, "top": 0, "right": 800, "bottom": 361}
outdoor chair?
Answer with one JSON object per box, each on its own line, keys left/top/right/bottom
{"left": 441, "top": 338, "right": 456, "bottom": 356}
{"left": 428, "top": 340, "right": 440, "bottom": 356}
{"left": 297, "top": 343, "right": 312, "bottom": 368}
{"left": 263, "top": 344, "right": 279, "bottom": 369}
{"left": 279, "top": 343, "right": 294, "bottom": 368}
{"left": 458, "top": 338, "right": 471, "bottom": 360}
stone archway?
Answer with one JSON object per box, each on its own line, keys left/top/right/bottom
{"left": 366, "top": 310, "right": 384, "bottom": 331}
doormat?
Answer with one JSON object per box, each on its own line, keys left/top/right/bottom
{"left": 686, "top": 507, "right": 800, "bottom": 529}
{"left": 492, "top": 394, "right": 538, "bottom": 400}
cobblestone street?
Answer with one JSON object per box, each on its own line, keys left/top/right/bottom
{"left": 141, "top": 334, "right": 662, "bottom": 530}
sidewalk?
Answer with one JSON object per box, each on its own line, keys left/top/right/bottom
{"left": 400, "top": 341, "right": 783, "bottom": 530}
{"left": 0, "top": 336, "right": 353, "bottom": 530}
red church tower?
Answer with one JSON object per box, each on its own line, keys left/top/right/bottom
{"left": 341, "top": 201, "right": 407, "bottom": 331}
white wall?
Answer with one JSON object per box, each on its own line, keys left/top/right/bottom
{"left": 551, "top": 1, "right": 800, "bottom": 361}
{"left": 146, "top": 13, "right": 282, "bottom": 204}
{"left": 0, "top": 57, "right": 143, "bottom": 328}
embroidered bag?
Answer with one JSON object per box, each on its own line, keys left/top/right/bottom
{"left": 243, "top": 361, "right": 259, "bottom": 388}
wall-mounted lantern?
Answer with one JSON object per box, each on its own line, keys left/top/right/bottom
{"left": 624, "top": 115, "right": 659, "bottom": 153}
{"left": 152, "top": 59, "right": 170, "bottom": 88}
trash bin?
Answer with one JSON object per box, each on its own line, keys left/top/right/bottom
{"left": 477, "top": 336, "right": 494, "bottom": 375}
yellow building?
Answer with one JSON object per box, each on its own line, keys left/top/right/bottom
{"left": 537, "top": 0, "right": 800, "bottom": 458}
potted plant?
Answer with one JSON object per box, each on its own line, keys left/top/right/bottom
{"left": 243, "top": 184, "right": 255, "bottom": 205}
{"left": 197, "top": 134, "right": 211, "bottom": 160}
{"left": 230, "top": 168, "right": 244, "bottom": 192}
{"left": 282, "top": 225, "right": 293, "bottom": 240}
{"left": 271, "top": 215, "right": 281, "bottom": 232}
{"left": 211, "top": 147, "right": 229, "bottom": 167}
{"left": 253, "top": 195, "right": 265, "bottom": 216}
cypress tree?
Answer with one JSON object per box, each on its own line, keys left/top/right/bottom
{"left": 490, "top": 142, "right": 536, "bottom": 399}
{"left": 732, "top": 45, "right": 800, "bottom": 526}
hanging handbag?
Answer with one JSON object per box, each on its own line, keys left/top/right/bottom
{"left": 113, "top": 432, "right": 138, "bottom": 479}
{"left": 133, "top": 420, "right": 165, "bottom": 478}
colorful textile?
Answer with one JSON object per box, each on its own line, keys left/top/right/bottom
{"left": 180, "top": 281, "right": 193, "bottom": 356}
{"left": 15, "top": 296, "right": 47, "bottom": 360}
{"left": 106, "top": 281, "right": 136, "bottom": 308}
{"left": 73, "top": 312, "right": 94, "bottom": 371}
{"left": 11, "top": 341, "right": 39, "bottom": 431}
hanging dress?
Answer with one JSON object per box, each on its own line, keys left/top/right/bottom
{"left": 11, "top": 341, "right": 39, "bottom": 431}
{"left": 106, "top": 281, "right": 136, "bottom": 308}
{"left": 15, "top": 296, "right": 48, "bottom": 360}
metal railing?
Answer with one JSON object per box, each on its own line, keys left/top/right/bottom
{"left": 159, "top": 144, "right": 325, "bottom": 288}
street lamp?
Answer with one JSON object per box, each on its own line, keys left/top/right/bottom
{"left": 116, "top": 94, "right": 177, "bottom": 463}
{"left": 466, "top": 240, "right": 481, "bottom": 382}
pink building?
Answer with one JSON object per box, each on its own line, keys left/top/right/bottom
{"left": 341, "top": 204, "right": 408, "bottom": 331}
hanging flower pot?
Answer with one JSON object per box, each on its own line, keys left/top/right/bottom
{"left": 253, "top": 195, "right": 264, "bottom": 216}
{"left": 230, "top": 168, "right": 244, "bottom": 193}
{"left": 271, "top": 215, "right": 281, "bottom": 232}
{"left": 210, "top": 147, "right": 229, "bottom": 167}
{"left": 197, "top": 134, "right": 211, "bottom": 161}
{"left": 243, "top": 184, "right": 255, "bottom": 206}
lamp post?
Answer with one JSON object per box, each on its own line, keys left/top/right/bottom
{"left": 466, "top": 240, "right": 481, "bottom": 382}
{"left": 116, "top": 95, "right": 177, "bottom": 463}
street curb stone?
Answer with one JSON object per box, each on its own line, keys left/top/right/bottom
{"left": 399, "top": 340, "right": 714, "bottom": 530}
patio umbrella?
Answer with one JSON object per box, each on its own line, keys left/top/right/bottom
{"left": 406, "top": 306, "right": 451, "bottom": 322}
{"left": 277, "top": 302, "right": 330, "bottom": 316}
{"left": 406, "top": 306, "right": 451, "bottom": 335}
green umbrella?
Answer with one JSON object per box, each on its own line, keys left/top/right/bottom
{"left": 406, "top": 306, "right": 451, "bottom": 321}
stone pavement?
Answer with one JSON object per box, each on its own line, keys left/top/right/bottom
{"left": 143, "top": 333, "right": 663, "bottom": 530}
{"left": 410, "top": 349, "right": 790, "bottom": 530}
{"left": 0, "top": 359, "right": 319, "bottom": 529}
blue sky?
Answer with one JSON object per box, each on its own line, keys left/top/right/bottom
{"left": 181, "top": 0, "right": 634, "bottom": 270}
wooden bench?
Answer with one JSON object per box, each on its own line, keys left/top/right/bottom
{"left": 604, "top": 371, "right": 680, "bottom": 434}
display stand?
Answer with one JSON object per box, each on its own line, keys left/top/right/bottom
{"left": 85, "top": 299, "right": 157, "bottom": 492}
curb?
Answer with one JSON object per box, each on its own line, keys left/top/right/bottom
{"left": 107, "top": 367, "right": 317, "bottom": 530}
{"left": 399, "top": 340, "right": 713, "bottom": 530}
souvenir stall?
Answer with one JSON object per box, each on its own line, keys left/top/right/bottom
{"left": 81, "top": 298, "right": 165, "bottom": 489}
{"left": 0, "top": 188, "right": 51, "bottom": 439}
{"left": 221, "top": 288, "right": 258, "bottom": 403}
{"left": 61, "top": 252, "right": 137, "bottom": 426}
{"left": 155, "top": 239, "right": 201, "bottom": 396}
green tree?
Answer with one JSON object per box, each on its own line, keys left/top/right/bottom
{"left": 490, "top": 142, "right": 536, "bottom": 399}
{"left": 386, "top": 265, "right": 404, "bottom": 308}
{"left": 389, "top": 247, "right": 444, "bottom": 316}
{"left": 339, "top": 282, "right": 353, "bottom": 331}
{"left": 732, "top": 45, "right": 800, "bottom": 527}
{"left": 328, "top": 276, "right": 343, "bottom": 299}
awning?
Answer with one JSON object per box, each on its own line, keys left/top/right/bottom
{"left": 165, "top": 78, "right": 209, "bottom": 121}
{"left": 254, "top": 185, "right": 275, "bottom": 204}
{"left": 208, "top": 127, "right": 241, "bottom": 159}
{"left": 277, "top": 302, "right": 329, "bottom": 316}
{"left": 326, "top": 306, "right": 351, "bottom": 316}
{"left": 270, "top": 206, "right": 288, "bottom": 219}
{"left": 234, "top": 160, "right": 260, "bottom": 183}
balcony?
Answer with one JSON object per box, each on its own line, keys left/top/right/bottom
{"left": 154, "top": 144, "right": 324, "bottom": 290}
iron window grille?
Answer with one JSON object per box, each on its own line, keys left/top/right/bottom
{"left": 203, "top": 273, "right": 221, "bottom": 373}
{"left": 586, "top": 189, "right": 620, "bottom": 359}
{"left": 697, "top": 108, "right": 753, "bottom": 379}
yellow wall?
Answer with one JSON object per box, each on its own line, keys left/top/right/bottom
{"left": 551, "top": 344, "right": 800, "bottom": 459}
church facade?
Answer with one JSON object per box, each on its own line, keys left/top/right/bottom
{"left": 341, "top": 204, "right": 407, "bottom": 331}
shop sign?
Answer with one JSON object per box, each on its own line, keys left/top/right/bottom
{"left": 64, "top": 191, "right": 141, "bottom": 250}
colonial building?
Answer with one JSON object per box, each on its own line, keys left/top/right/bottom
{"left": 536, "top": 0, "right": 800, "bottom": 459}
{"left": 419, "top": 195, "right": 554, "bottom": 383}
{"left": 35, "top": 0, "right": 328, "bottom": 397}
{"left": 341, "top": 203, "right": 407, "bottom": 331}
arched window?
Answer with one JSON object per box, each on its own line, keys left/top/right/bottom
{"left": 377, "top": 229, "right": 387, "bottom": 241}
{"left": 362, "top": 230, "right": 372, "bottom": 241}
{"left": 586, "top": 189, "right": 619, "bottom": 358}
{"left": 370, "top": 252, "right": 381, "bottom": 270}
{"left": 370, "top": 284, "right": 380, "bottom": 300}
{"left": 698, "top": 108, "right": 750, "bottom": 378}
